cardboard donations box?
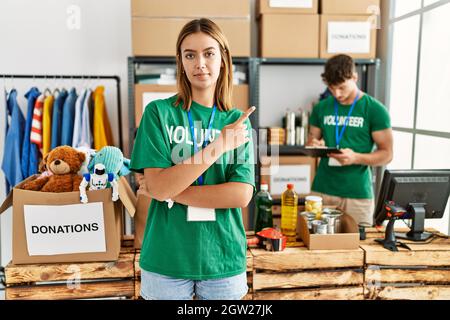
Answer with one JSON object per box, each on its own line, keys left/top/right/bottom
{"left": 298, "top": 212, "right": 360, "bottom": 250}
{"left": 321, "top": 0, "right": 380, "bottom": 15}
{"left": 259, "top": 14, "right": 320, "bottom": 58}
{"left": 260, "top": 156, "right": 318, "bottom": 199}
{"left": 320, "top": 14, "right": 377, "bottom": 59}
{"left": 0, "top": 176, "right": 136, "bottom": 265}
{"left": 257, "top": 0, "right": 319, "bottom": 15}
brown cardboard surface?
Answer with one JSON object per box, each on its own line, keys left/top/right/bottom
{"left": 260, "top": 156, "right": 318, "bottom": 198}
{"left": 298, "top": 213, "right": 360, "bottom": 250}
{"left": 0, "top": 176, "right": 135, "bottom": 264}
{"left": 134, "top": 84, "right": 250, "bottom": 127}
{"left": 118, "top": 176, "right": 137, "bottom": 217}
{"left": 134, "top": 84, "right": 177, "bottom": 127}
{"left": 131, "top": 0, "right": 250, "bottom": 18}
{"left": 232, "top": 84, "right": 250, "bottom": 112}
{"left": 260, "top": 14, "right": 319, "bottom": 58}
{"left": 320, "top": 15, "right": 377, "bottom": 59}
{"left": 257, "top": 0, "right": 318, "bottom": 15}
{"left": 321, "top": 0, "right": 380, "bottom": 15}
{"left": 132, "top": 17, "right": 250, "bottom": 57}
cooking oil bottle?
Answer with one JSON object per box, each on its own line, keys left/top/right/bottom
{"left": 281, "top": 184, "right": 298, "bottom": 246}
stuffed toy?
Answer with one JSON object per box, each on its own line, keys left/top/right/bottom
{"left": 21, "top": 146, "right": 85, "bottom": 192}
{"left": 79, "top": 163, "right": 119, "bottom": 203}
{"left": 87, "top": 146, "right": 131, "bottom": 179}
{"left": 79, "top": 146, "right": 129, "bottom": 203}
{"left": 75, "top": 146, "right": 97, "bottom": 175}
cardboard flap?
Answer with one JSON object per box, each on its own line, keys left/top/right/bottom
{"left": 118, "top": 176, "right": 137, "bottom": 217}
{"left": 0, "top": 191, "right": 13, "bottom": 215}
{"left": 298, "top": 216, "right": 310, "bottom": 247}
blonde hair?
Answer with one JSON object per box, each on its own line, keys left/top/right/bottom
{"left": 174, "top": 18, "right": 233, "bottom": 112}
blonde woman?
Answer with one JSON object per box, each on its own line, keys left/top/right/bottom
{"left": 130, "top": 18, "right": 256, "bottom": 300}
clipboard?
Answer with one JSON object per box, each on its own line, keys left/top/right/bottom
{"left": 298, "top": 147, "right": 342, "bottom": 158}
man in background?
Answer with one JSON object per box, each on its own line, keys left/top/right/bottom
{"left": 308, "top": 54, "right": 393, "bottom": 225}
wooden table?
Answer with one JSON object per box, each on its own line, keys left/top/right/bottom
{"left": 248, "top": 244, "right": 365, "bottom": 300}
{"left": 361, "top": 228, "right": 450, "bottom": 300}
{"left": 4, "top": 246, "right": 136, "bottom": 300}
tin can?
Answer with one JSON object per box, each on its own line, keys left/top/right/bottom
{"left": 285, "top": 112, "right": 296, "bottom": 146}
{"left": 296, "top": 127, "right": 305, "bottom": 146}
{"left": 322, "top": 209, "right": 343, "bottom": 234}
{"left": 312, "top": 220, "right": 328, "bottom": 235}
{"left": 300, "top": 212, "right": 316, "bottom": 232}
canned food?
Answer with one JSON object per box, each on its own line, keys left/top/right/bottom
{"left": 305, "top": 196, "right": 323, "bottom": 220}
{"left": 300, "top": 212, "right": 316, "bottom": 232}
{"left": 321, "top": 209, "right": 343, "bottom": 234}
{"left": 312, "top": 220, "right": 328, "bottom": 235}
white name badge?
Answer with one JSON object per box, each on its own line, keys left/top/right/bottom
{"left": 187, "top": 206, "right": 216, "bottom": 222}
{"left": 329, "top": 157, "right": 343, "bottom": 167}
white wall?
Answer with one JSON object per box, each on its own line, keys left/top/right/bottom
{"left": 0, "top": 0, "right": 132, "bottom": 267}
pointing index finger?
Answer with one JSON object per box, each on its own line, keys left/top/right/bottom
{"left": 236, "top": 106, "right": 256, "bottom": 124}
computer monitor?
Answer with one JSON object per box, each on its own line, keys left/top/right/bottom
{"left": 373, "top": 169, "right": 450, "bottom": 251}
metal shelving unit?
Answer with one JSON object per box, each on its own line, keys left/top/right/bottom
{"left": 252, "top": 58, "right": 383, "bottom": 229}
{"left": 127, "top": 56, "right": 382, "bottom": 229}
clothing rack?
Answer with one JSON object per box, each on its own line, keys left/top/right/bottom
{"left": 1, "top": 74, "right": 123, "bottom": 150}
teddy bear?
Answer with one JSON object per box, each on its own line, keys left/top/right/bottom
{"left": 21, "top": 146, "right": 85, "bottom": 192}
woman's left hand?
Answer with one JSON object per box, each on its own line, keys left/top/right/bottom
{"left": 329, "top": 148, "right": 360, "bottom": 166}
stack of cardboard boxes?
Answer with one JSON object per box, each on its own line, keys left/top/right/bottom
{"left": 131, "top": 0, "right": 251, "bottom": 57}
{"left": 258, "top": 0, "right": 380, "bottom": 59}
{"left": 258, "top": 0, "right": 320, "bottom": 58}
{"left": 320, "top": 0, "right": 380, "bottom": 59}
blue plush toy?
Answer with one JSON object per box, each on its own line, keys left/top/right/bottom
{"left": 79, "top": 146, "right": 131, "bottom": 203}
{"left": 87, "top": 146, "right": 131, "bottom": 181}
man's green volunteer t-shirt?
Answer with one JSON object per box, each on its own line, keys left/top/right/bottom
{"left": 130, "top": 95, "right": 255, "bottom": 280}
{"left": 309, "top": 94, "right": 391, "bottom": 199}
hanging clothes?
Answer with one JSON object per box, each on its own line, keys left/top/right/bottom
{"left": 88, "top": 90, "right": 94, "bottom": 137}
{"left": 42, "top": 93, "right": 54, "bottom": 156}
{"left": 1, "top": 89, "right": 25, "bottom": 193}
{"left": 79, "top": 89, "right": 93, "bottom": 148}
{"left": 72, "top": 88, "right": 87, "bottom": 148}
{"left": 60, "top": 87, "right": 78, "bottom": 146}
{"left": 93, "top": 85, "right": 113, "bottom": 150}
{"left": 21, "top": 87, "right": 41, "bottom": 178}
{"left": 51, "top": 88, "right": 68, "bottom": 150}
{"left": 30, "top": 93, "right": 45, "bottom": 153}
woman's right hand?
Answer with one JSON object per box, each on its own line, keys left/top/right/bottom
{"left": 217, "top": 106, "right": 256, "bottom": 153}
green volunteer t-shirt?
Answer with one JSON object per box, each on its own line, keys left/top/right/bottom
{"left": 309, "top": 94, "right": 391, "bottom": 199}
{"left": 130, "top": 95, "right": 255, "bottom": 280}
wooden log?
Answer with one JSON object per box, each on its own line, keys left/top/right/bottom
{"left": 361, "top": 245, "right": 450, "bottom": 267}
{"left": 254, "top": 286, "right": 364, "bottom": 300}
{"left": 5, "top": 253, "right": 135, "bottom": 285}
{"left": 242, "top": 293, "right": 253, "bottom": 300}
{"left": 5, "top": 280, "right": 135, "bottom": 300}
{"left": 365, "top": 285, "right": 450, "bottom": 300}
{"left": 251, "top": 248, "right": 364, "bottom": 271}
{"left": 135, "top": 252, "right": 253, "bottom": 277}
{"left": 254, "top": 269, "right": 363, "bottom": 290}
{"left": 135, "top": 252, "right": 141, "bottom": 278}
{"left": 135, "top": 279, "right": 141, "bottom": 300}
{"left": 366, "top": 267, "right": 450, "bottom": 285}
{"left": 247, "top": 250, "right": 253, "bottom": 272}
